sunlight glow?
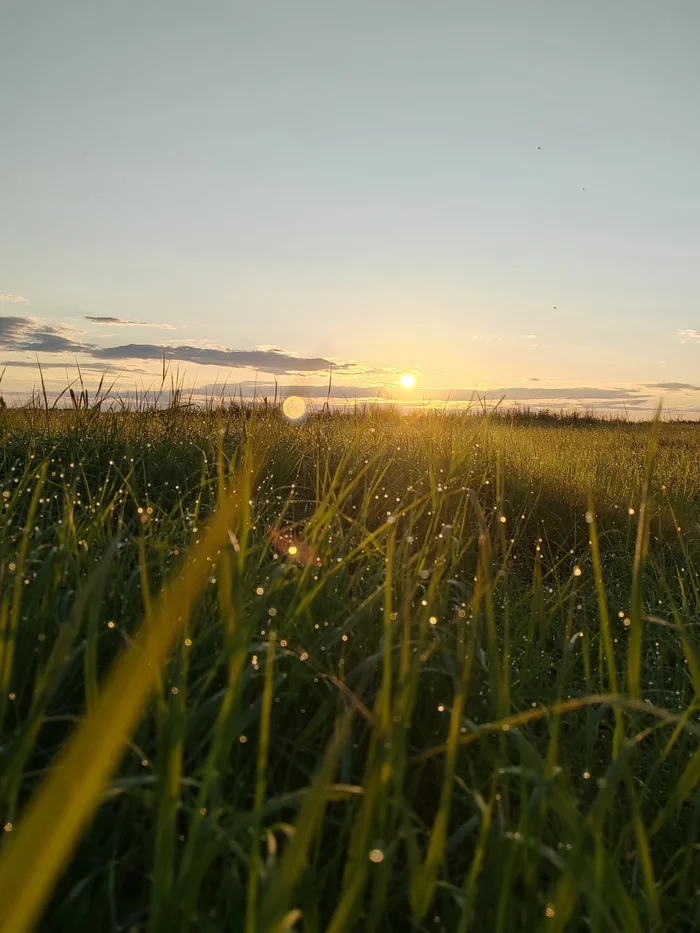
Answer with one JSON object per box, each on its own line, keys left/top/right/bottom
{"left": 399, "top": 373, "right": 416, "bottom": 389}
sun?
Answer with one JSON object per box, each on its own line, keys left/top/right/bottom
{"left": 399, "top": 372, "right": 416, "bottom": 389}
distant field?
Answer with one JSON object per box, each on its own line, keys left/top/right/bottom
{"left": 1, "top": 404, "right": 700, "bottom": 932}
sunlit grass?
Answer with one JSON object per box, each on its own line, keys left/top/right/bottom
{"left": 0, "top": 395, "right": 699, "bottom": 931}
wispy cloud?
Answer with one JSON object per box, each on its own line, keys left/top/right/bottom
{"left": 0, "top": 359, "right": 151, "bottom": 375}
{"left": 192, "top": 382, "right": 389, "bottom": 400}
{"left": 677, "top": 329, "right": 700, "bottom": 343}
{"left": 0, "top": 294, "right": 29, "bottom": 304}
{"left": 644, "top": 382, "right": 700, "bottom": 392}
{"left": 438, "top": 386, "right": 643, "bottom": 402}
{"left": 85, "top": 315, "right": 176, "bottom": 330}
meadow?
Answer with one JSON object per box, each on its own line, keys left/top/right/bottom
{"left": 0, "top": 399, "right": 700, "bottom": 932}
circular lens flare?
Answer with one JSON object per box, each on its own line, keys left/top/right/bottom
{"left": 399, "top": 373, "right": 416, "bottom": 389}
{"left": 282, "top": 395, "right": 307, "bottom": 421}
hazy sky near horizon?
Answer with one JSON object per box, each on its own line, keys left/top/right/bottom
{"left": 2, "top": 1, "right": 700, "bottom": 411}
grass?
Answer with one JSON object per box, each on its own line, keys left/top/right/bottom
{"left": 0, "top": 398, "right": 700, "bottom": 931}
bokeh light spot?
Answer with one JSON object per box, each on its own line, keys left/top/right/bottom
{"left": 282, "top": 395, "right": 307, "bottom": 421}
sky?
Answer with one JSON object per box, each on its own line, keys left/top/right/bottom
{"left": 1, "top": 0, "right": 700, "bottom": 413}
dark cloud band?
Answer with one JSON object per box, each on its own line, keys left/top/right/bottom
{"left": 1, "top": 316, "right": 337, "bottom": 375}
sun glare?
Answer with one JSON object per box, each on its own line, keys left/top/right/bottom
{"left": 399, "top": 373, "right": 416, "bottom": 389}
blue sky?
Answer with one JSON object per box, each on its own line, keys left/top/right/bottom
{"left": 2, "top": 1, "right": 700, "bottom": 411}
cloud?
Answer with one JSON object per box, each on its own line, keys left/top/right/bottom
{"left": 677, "top": 329, "right": 700, "bottom": 343}
{"left": 1, "top": 318, "right": 340, "bottom": 375}
{"left": 1, "top": 317, "right": 396, "bottom": 380}
{"left": 185, "top": 382, "right": 646, "bottom": 405}
{"left": 434, "top": 386, "right": 642, "bottom": 402}
{"left": 0, "top": 359, "right": 151, "bottom": 375}
{"left": 644, "top": 382, "right": 700, "bottom": 392}
{"left": 91, "top": 343, "right": 342, "bottom": 375}
{"left": 191, "top": 382, "right": 387, "bottom": 399}
{"left": 85, "top": 315, "right": 175, "bottom": 330}
{"left": 0, "top": 360, "right": 96, "bottom": 370}
{"left": 0, "top": 316, "right": 92, "bottom": 354}
{"left": 0, "top": 294, "right": 29, "bottom": 304}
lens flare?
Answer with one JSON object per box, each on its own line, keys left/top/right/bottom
{"left": 281, "top": 395, "right": 306, "bottom": 421}
{"left": 399, "top": 373, "right": 416, "bottom": 389}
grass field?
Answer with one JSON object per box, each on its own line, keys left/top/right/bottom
{"left": 1, "top": 401, "right": 700, "bottom": 932}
